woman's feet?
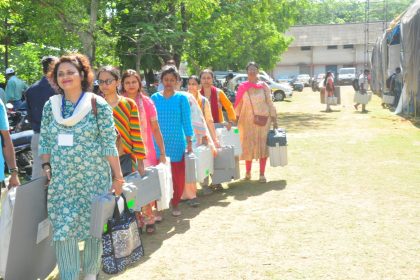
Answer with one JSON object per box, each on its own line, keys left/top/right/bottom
{"left": 172, "top": 206, "right": 181, "bottom": 217}
{"left": 259, "top": 175, "right": 267, "bottom": 183}
{"left": 243, "top": 173, "right": 251, "bottom": 180}
{"left": 187, "top": 198, "right": 200, "bottom": 207}
{"left": 145, "top": 223, "right": 156, "bottom": 234}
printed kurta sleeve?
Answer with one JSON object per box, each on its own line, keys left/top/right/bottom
{"left": 129, "top": 101, "right": 145, "bottom": 160}
{"left": 219, "top": 90, "right": 236, "bottom": 122}
{"left": 180, "top": 95, "right": 194, "bottom": 137}
{"left": 39, "top": 101, "right": 53, "bottom": 155}
{"left": 96, "top": 101, "right": 118, "bottom": 157}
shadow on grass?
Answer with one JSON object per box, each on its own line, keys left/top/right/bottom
{"left": 98, "top": 179, "right": 287, "bottom": 279}
{"left": 280, "top": 112, "right": 331, "bottom": 132}
{"left": 224, "top": 179, "right": 287, "bottom": 201}
{"left": 405, "top": 116, "right": 420, "bottom": 129}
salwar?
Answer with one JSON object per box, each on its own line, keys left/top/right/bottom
{"left": 55, "top": 237, "right": 102, "bottom": 280}
{"left": 181, "top": 182, "right": 197, "bottom": 200}
{"left": 245, "top": 157, "right": 268, "bottom": 175}
{"left": 170, "top": 158, "right": 185, "bottom": 207}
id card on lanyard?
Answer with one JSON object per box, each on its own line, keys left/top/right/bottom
{"left": 58, "top": 92, "right": 85, "bottom": 147}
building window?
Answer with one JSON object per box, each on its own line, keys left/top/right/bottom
{"left": 301, "top": 46, "right": 311, "bottom": 51}
{"left": 343, "top": 44, "right": 354, "bottom": 49}
{"left": 327, "top": 45, "right": 338, "bottom": 49}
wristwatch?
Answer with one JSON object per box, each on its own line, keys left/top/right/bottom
{"left": 9, "top": 167, "right": 19, "bottom": 174}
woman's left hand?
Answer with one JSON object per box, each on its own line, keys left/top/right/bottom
{"left": 138, "top": 165, "right": 146, "bottom": 177}
{"left": 225, "top": 122, "right": 232, "bottom": 131}
{"left": 187, "top": 141, "right": 193, "bottom": 154}
{"left": 159, "top": 154, "right": 167, "bottom": 164}
{"left": 111, "top": 179, "right": 124, "bottom": 196}
{"left": 7, "top": 173, "right": 20, "bottom": 189}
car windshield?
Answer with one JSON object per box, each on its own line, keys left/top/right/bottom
{"left": 339, "top": 69, "right": 355, "bottom": 74}
{"left": 298, "top": 75, "right": 309, "bottom": 78}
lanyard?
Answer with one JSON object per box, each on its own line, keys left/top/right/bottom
{"left": 62, "top": 92, "right": 85, "bottom": 118}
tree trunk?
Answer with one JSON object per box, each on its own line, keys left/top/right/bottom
{"left": 136, "top": 44, "right": 142, "bottom": 74}
{"left": 4, "top": 16, "right": 9, "bottom": 68}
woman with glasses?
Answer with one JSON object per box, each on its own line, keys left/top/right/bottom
{"left": 39, "top": 54, "right": 123, "bottom": 280}
{"left": 234, "top": 62, "right": 277, "bottom": 183}
{"left": 121, "top": 69, "right": 166, "bottom": 232}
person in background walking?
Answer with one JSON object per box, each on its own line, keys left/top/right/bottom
{"left": 234, "top": 62, "right": 277, "bottom": 183}
{"left": 26, "top": 56, "right": 58, "bottom": 179}
{"left": 151, "top": 65, "right": 193, "bottom": 217}
{"left": 5, "top": 68, "right": 28, "bottom": 110}
{"left": 324, "top": 71, "right": 335, "bottom": 113}
{"left": 121, "top": 68, "right": 167, "bottom": 233}
{"left": 392, "top": 67, "right": 403, "bottom": 108}
{"left": 354, "top": 69, "right": 370, "bottom": 113}
{"left": 40, "top": 54, "right": 123, "bottom": 280}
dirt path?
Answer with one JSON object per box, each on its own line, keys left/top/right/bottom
{"left": 50, "top": 86, "right": 420, "bottom": 280}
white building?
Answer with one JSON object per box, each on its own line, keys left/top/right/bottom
{"left": 272, "top": 22, "right": 386, "bottom": 79}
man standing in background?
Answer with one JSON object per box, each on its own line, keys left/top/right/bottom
{"left": 5, "top": 68, "right": 28, "bottom": 110}
{"left": 25, "top": 56, "right": 58, "bottom": 179}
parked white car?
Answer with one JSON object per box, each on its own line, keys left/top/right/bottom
{"left": 296, "top": 74, "right": 311, "bottom": 86}
{"left": 337, "top": 67, "right": 356, "bottom": 85}
{"left": 229, "top": 74, "right": 293, "bottom": 101}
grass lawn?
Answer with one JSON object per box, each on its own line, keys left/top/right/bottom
{"left": 45, "top": 86, "right": 419, "bottom": 280}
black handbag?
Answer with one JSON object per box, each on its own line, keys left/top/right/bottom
{"left": 102, "top": 194, "right": 144, "bottom": 274}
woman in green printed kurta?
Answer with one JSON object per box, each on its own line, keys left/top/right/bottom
{"left": 39, "top": 54, "right": 124, "bottom": 280}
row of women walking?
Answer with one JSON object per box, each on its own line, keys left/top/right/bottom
{"left": 37, "top": 53, "right": 278, "bottom": 280}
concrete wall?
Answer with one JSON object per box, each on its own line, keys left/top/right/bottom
{"left": 275, "top": 44, "right": 369, "bottom": 78}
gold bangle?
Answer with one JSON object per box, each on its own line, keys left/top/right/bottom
{"left": 113, "top": 177, "right": 125, "bottom": 183}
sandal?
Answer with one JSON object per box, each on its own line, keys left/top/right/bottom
{"left": 243, "top": 173, "right": 251, "bottom": 180}
{"left": 259, "top": 175, "right": 267, "bottom": 183}
{"left": 187, "top": 198, "right": 200, "bottom": 207}
{"left": 210, "top": 184, "right": 223, "bottom": 191}
{"left": 145, "top": 224, "right": 156, "bottom": 234}
{"left": 154, "top": 215, "right": 163, "bottom": 223}
{"left": 172, "top": 208, "right": 181, "bottom": 217}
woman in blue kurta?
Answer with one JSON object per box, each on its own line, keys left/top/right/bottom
{"left": 39, "top": 54, "right": 124, "bottom": 280}
{"left": 151, "top": 65, "right": 193, "bottom": 217}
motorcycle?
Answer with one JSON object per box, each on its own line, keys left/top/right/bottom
{"left": 7, "top": 101, "right": 32, "bottom": 133}
{"left": 6, "top": 130, "right": 33, "bottom": 180}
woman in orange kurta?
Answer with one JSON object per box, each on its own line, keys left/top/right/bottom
{"left": 200, "top": 69, "right": 236, "bottom": 127}
{"left": 234, "top": 62, "right": 277, "bottom": 183}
